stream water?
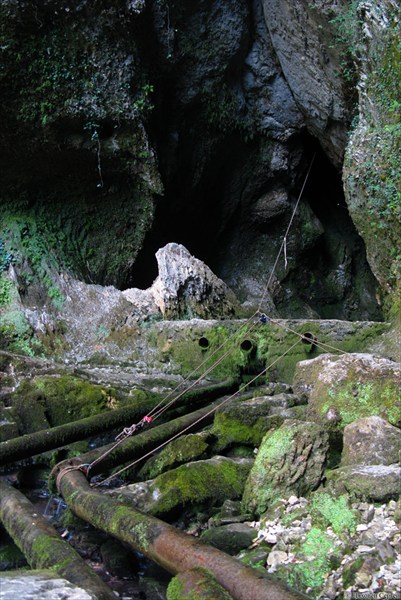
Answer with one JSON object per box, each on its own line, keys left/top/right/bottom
{"left": 1, "top": 466, "right": 171, "bottom": 600}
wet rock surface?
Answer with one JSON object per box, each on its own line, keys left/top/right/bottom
{"left": 1, "top": 348, "right": 400, "bottom": 599}
{"left": 212, "top": 391, "right": 306, "bottom": 450}
{"left": 0, "top": 0, "right": 387, "bottom": 339}
{"left": 200, "top": 522, "right": 256, "bottom": 556}
{"left": 0, "top": 570, "right": 94, "bottom": 600}
{"left": 167, "top": 567, "right": 234, "bottom": 600}
{"left": 262, "top": 0, "right": 350, "bottom": 168}
{"left": 329, "top": 464, "right": 401, "bottom": 503}
{"left": 0, "top": 2, "right": 399, "bottom": 599}
{"left": 107, "top": 456, "right": 253, "bottom": 518}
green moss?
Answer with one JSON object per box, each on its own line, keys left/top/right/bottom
{"left": 288, "top": 528, "right": 336, "bottom": 595}
{"left": 237, "top": 547, "right": 269, "bottom": 573}
{"left": 151, "top": 457, "right": 251, "bottom": 516}
{"left": 0, "top": 308, "right": 42, "bottom": 357}
{"left": 30, "top": 533, "right": 72, "bottom": 570}
{"left": 258, "top": 428, "right": 293, "bottom": 463}
{"left": 343, "top": 5, "right": 401, "bottom": 313}
{"left": 0, "top": 181, "right": 156, "bottom": 291}
{"left": 148, "top": 320, "right": 390, "bottom": 385}
{"left": 139, "top": 434, "right": 209, "bottom": 480}
{"left": 167, "top": 568, "right": 233, "bottom": 600}
{"left": 310, "top": 492, "right": 358, "bottom": 536}
{"left": 240, "top": 428, "right": 293, "bottom": 516}
{"left": 166, "top": 324, "right": 247, "bottom": 381}
{"left": 0, "top": 3, "right": 161, "bottom": 294}
{"left": 0, "top": 274, "right": 12, "bottom": 306}
{"left": 212, "top": 410, "right": 282, "bottom": 450}
{"left": 213, "top": 413, "right": 256, "bottom": 446}
{"left": 11, "top": 375, "right": 118, "bottom": 432}
{"left": 280, "top": 507, "right": 308, "bottom": 528}
{"left": 108, "top": 506, "right": 153, "bottom": 552}
{"left": 242, "top": 421, "right": 329, "bottom": 516}
{"left": 342, "top": 556, "right": 365, "bottom": 589}
{"left": 55, "top": 508, "right": 86, "bottom": 531}
{"left": 166, "top": 576, "right": 186, "bottom": 600}
{"left": 321, "top": 379, "right": 401, "bottom": 427}
{"left": 0, "top": 542, "right": 28, "bottom": 570}
{"left": 0, "top": 213, "right": 65, "bottom": 307}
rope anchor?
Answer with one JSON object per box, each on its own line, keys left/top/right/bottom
{"left": 115, "top": 415, "right": 153, "bottom": 442}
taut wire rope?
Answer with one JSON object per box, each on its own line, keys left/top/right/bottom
{"left": 266, "top": 317, "right": 352, "bottom": 356}
{"left": 258, "top": 153, "right": 316, "bottom": 312}
{"left": 132, "top": 316, "right": 259, "bottom": 424}
{"left": 60, "top": 321, "right": 259, "bottom": 480}
{"left": 54, "top": 153, "right": 351, "bottom": 489}
{"left": 91, "top": 338, "right": 302, "bottom": 488}
{"left": 113, "top": 152, "right": 318, "bottom": 440}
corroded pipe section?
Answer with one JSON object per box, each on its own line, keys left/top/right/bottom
{"left": 58, "top": 470, "right": 308, "bottom": 600}
{"left": 0, "top": 379, "right": 236, "bottom": 466}
{"left": 0, "top": 480, "right": 115, "bottom": 600}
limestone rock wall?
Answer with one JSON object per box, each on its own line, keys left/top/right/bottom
{"left": 342, "top": 0, "right": 401, "bottom": 314}
{"left": 262, "top": 0, "right": 351, "bottom": 168}
{"left": 0, "top": 0, "right": 396, "bottom": 343}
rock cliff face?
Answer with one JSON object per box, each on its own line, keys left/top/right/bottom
{"left": 342, "top": 0, "right": 401, "bottom": 315}
{"left": 262, "top": 0, "right": 351, "bottom": 169}
{"left": 0, "top": 0, "right": 163, "bottom": 288}
{"left": 0, "top": 0, "right": 398, "bottom": 350}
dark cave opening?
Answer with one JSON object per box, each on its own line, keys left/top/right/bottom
{"left": 127, "top": 129, "right": 382, "bottom": 321}
{"left": 278, "top": 135, "right": 383, "bottom": 321}
{"left": 126, "top": 132, "right": 246, "bottom": 290}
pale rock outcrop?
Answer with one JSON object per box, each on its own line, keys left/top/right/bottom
{"left": 0, "top": 571, "right": 93, "bottom": 600}
{"left": 124, "top": 243, "right": 239, "bottom": 320}
{"left": 341, "top": 416, "right": 401, "bottom": 467}
{"left": 293, "top": 353, "right": 401, "bottom": 429}
{"left": 121, "top": 287, "right": 159, "bottom": 321}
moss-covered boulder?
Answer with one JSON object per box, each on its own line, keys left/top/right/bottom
{"left": 242, "top": 420, "right": 329, "bottom": 517}
{"left": 200, "top": 523, "right": 255, "bottom": 556}
{"left": 137, "top": 433, "right": 210, "bottom": 480}
{"left": 293, "top": 353, "right": 401, "bottom": 430}
{"left": 327, "top": 465, "right": 401, "bottom": 503}
{"left": 341, "top": 416, "right": 401, "bottom": 467}
{"left": 212, "top": 394, "right": 304, "bottom": 451}
{"left": 9, "top": 375, "right": 119, "bottom": 434}
{"left": 109, "top": 456, "right": 253, "bottom": 518}
{"left": 167, "top": 567, "right": 234, "bottom": 600}
{"left": 0, "top": 419, "right": 19, "bottom": 442}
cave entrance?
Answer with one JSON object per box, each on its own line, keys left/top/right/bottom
{"left": 276, "top": 135, "right": 383, "bottom": 321}
{"left": 127, "top": 129, "right": 382, "bottom": 322}
{"left": 125, "top": 134, "right": 245, "bottom": 290}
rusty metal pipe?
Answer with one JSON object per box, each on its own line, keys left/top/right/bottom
{"left": 58, "top": 470, "right": 307, "bottom": 600}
